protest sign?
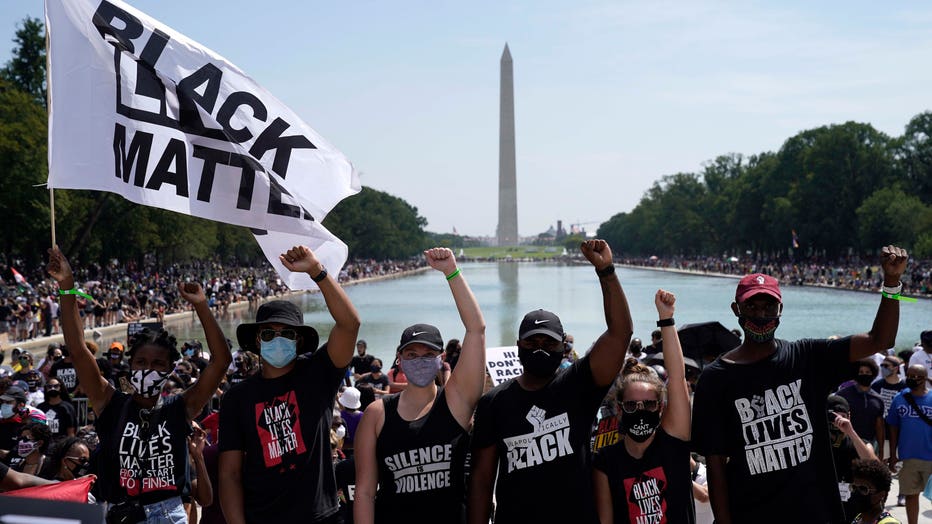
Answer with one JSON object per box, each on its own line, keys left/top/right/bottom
{"left": 485, "top": 346, "right": 523, "bottom": 386}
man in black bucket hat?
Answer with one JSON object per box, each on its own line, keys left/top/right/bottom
{"left": 219, "top": 245, "right": 360, "bottom": 524}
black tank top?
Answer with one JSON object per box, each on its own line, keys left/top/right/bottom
{"left": 375, "top": 389, "right": 468, "bottom": 524}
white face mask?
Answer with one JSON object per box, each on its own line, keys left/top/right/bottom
{"left": 130, "top": 369, "right": 171, "bottom": 398}
{"left": 335, "top": 424, "right": 346, "bottom": 440}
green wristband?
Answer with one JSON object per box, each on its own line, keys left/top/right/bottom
{"left": 881, "top": 291, "right": 918, "bottom": 303}
{"left": 445, "top": 268, "right": 461, "bottom": 281}
{"left": 59, "top": 288, "right": 94, "bottom": 301}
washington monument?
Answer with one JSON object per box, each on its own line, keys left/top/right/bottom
{"left": 497, "top": 44, "right": 518, "bottom": 245}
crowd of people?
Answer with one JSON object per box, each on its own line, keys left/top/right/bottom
{"left": 0, "top": 241, "right": 928, "bottom": 524}
{"left": 622, "top": 254, "right": 932, "bottom": 297}
{"left": 0, "top": 258, "right": 425, "bottom": 344}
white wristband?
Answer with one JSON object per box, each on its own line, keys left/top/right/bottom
{"left": 881, "top": 282, "right": 902, "bottom": 295}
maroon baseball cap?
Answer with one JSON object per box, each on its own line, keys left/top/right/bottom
{"left": 735, "top": 274, "right": 782, "bottom": 303}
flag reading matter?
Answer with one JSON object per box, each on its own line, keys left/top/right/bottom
{"left": 45, "top": 0, "right": 359, "bottom": 288}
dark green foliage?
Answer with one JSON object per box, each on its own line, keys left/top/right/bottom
{"left": 600, "top": 121, "right": 929, "bottom": 258}
{"left": 323, "top": 187, "right": 428, "bottom": 260}
{"left": 0, "top": 17, "right": 45, "bottom": 108}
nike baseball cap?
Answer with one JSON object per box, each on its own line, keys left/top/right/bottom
{"left": 519, "top": 309, "right": 564, "bottom": 341}
{"left": 397, "top": 324, "right": 444, "bottom": 352}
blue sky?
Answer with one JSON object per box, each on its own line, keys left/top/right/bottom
{"left": 3, "top": 1, "right": 932, "bottom": 238}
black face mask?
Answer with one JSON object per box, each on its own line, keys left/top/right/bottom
{"left": 46, "top": 389, "right": 61, "bottom": 398}
{"left": 518, "top": 347, "right": 563, "bottom": 378}
{"left": 620, "top": 409, "right": 661, "bottom": 442}
{"left": 855, "top": 374, "right": 874, "bottom": 387}
{"left": 68, "top": 458, "right": 90, "bottom": 478}
{"left": 905, "top": 377, "right": 922, "bottom": 389}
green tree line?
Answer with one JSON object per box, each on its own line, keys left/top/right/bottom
{"left": 0, "top": 17, "right": 428, "bottom": 267}
{"left": 598, "top": 118, "right": 932, "bottom": 258}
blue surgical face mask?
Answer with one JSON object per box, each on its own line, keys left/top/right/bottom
{"left": 1, "top": 404, "right": 15, "bottom": 419}
{"left": 400, "top": 355, "right": 443, "bottom": 387}
{"left": 261, "top": 337, "right": 297, "bottom": 368}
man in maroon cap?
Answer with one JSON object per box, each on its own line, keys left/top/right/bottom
{"left": 691, "top": 246, "right": 909, "bottom": 524}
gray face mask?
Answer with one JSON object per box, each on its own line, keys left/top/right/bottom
{"left": 400, "top": 355, "right": 443, "bottom": 387}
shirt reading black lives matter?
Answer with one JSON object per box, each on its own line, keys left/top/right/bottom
{"left": 219, "top": 349, "right": 345, "bottom": 523}
{"left": 472, "top": 355, "right": 608, "bottom": 524}
{"left": 593, "top": 428, "right": 695, "bottom": 524}
{"left": 374, "top": 389, "right": 468, "bottom": 524}
{"left": 95, "top": 392, "right": 191, "bottom": 504}
{"left": 691, "top": 337, "right": 854, "bottom": 524}
{"left": 50, "top": 361, "right": 79, "bottom": 395}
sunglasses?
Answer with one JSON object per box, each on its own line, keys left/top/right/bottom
{"left": 620, "top": 400, "right": 661, "bottom": 413}
{"left": 258, "top": 328, "right": 297, "bottom": 342}
{"left": 849, "top": 483, "right": 876, "bottom": 496}
{"left": 65, "top": 456, "right": 88, "bottom": 465}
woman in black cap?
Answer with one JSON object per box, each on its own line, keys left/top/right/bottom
{"left": 48, "top": 246, "right": 232, "bottom": 523}
{"left": 354, "top": 247, "right": 486, "bottom": 524}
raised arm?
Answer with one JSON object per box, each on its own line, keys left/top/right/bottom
{"left": 655, "top": 290, "right": 690, "bottom": 440}
{"left": 46, "top": 247, "right": 114, "bottom": 415}
{"left": 424, "top": 248, "right": 486, "bottom": 428}
{"left": 581, "top": 240, "right": 634, "bottom": 387}
{"left": 280, "top": 246, "right": 360, "bottom": 368}
{"left": 180, "top": 282, "right": 232, "bottom": 420}
{"left": 849, "top": 245, "right": 907, "bottom": 361}
{"left": 832, "top": 412, "right": 877, "bottom": 461}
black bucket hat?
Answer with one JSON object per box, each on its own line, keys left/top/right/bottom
{"left": 236, "top": 300, "right": 319, "bottom": 354}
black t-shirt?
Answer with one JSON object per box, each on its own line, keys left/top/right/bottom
{"left": 335, "top": 457, "right": 356, "bottom": 524}
{"left": 691, "top": 337, "right": 855, "bottom": 523}
{"left": 375, "top": 390, "right": 468, "bottom": 524}
{"left": 829, "top": 431, "right": 859, "bottom": 523}
{"left": 37, "top": 401, "right": 76, "bottom": 439}
{"left": 836, "top": 385, "right": 884, "bottom": 441}
{"left": 351, "top": 354, "right": 375, "bottom": 375}
{"left": 870, "top": 380, "right": 907, "bottom": 418}
{"left": 357, "top": 373, "right": 389, "bottom": 391}
{"left": 472, "top": 355, "right": 608, "bottom": 524}
{"left": 219, "top": 348, "right": 345, "bottom": 523}
{"left": 592, "top": 428, "right": 696, "bottom": 524}
{"left": 49, "top": 361, "right": 79, "bottom": 395}
{"left": 95, "top": 392, "right": 191, "bottom": 504}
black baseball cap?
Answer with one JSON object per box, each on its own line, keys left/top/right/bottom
{"left": 519, "top": 309, "right": 564, "bottom": 341}
{"left": 397, "top": 324, "right": 444, "bottom": 352}
{"left": 0, "top": 386, "right": 27, "bottom": 404}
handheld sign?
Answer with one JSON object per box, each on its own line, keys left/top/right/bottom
{"left": 486, "top": 346, "right": 523, "bottom": 386}
{"left": 127, "top": 321, "right": 163, "bottom": 338}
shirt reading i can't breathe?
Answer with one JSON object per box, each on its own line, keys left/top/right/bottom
{"left": 472, "top": 355, "right": 608, "bottom": 524}
{"left": 219, "top": 349, "right": 345, "bottom": 523}
{"left": 691, "top": 337, "right": 854, "bottom": 523}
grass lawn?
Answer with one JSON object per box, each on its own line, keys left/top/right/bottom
{"left": 460, "top": 246, "right": 569, "bottom": 260}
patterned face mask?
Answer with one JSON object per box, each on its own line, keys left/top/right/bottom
{"left": 400, "top": 355, "right": 443, "bottom": 387}
{"left": 129, "top": 369, "right": 171, "bottom": 398}
{"left": 737, "top": 315, "right": 780, "bottom": 343}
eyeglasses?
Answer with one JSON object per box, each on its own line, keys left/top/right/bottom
{"left": 849, "top": 483, "right": 876, "bottom": 496}
{"left": 46, "top": 384, "right": 60, "bottom": 390}
{"left": 620, "top": 400, "right": 661, "bottom": 413}
{"left": 259, "top": 328, "right": 297, "bottom": 342}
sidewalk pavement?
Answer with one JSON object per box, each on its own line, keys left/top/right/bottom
{"left": 883, "top": 477, "right": 931, "bottom": 523}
